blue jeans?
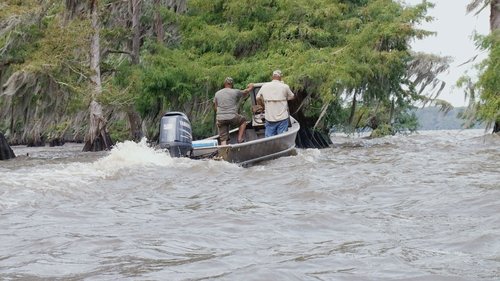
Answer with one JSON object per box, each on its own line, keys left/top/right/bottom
{"left": 265, "top": 119, "right": 289, "bottom": 137}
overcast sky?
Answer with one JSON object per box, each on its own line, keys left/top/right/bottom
{"left": 404, "top": 0, "right": 490, "bottom": 107}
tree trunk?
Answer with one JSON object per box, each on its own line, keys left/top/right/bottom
{"left": 491, "top": 0, "right": 500, "bottom": 30}
{"left": 389, "top": 98, "right": 395, "bottom": 125}
{"left": 491, "top": 0, "right": 499, "bottom": 133}
{"left": 64, "top": 0, "right": 87, "bottom": 21}
{"left": 83, "top": 0, "right": 113, "bottom": 152}
{"left": 288, "top": 89, "right": 332, "bottom": 149}
{"left": 131, "top": 0, "right": 141, "bottom": 64}
{"left": 166, "top": 0, "right": 187, "bottom": 13}
{"left": 348, "top": 91, "right": 357, "bottom": 126}
{"left": 0, "top": 132, "right": 16, "bottom": 160}
{"left": 83, "top": 101, "right": 113, "bottom": 151}
{"left": 153, "top": 0, "right": 164, "bottom": 42}
{"left": 127, "top": 106, "right": 143, "bottom": 141}
{"left": 127, "top": 0, "right": 144, "bottom": 141}
{"left": 10, "top": 84, "right": 14, "bottom": 135}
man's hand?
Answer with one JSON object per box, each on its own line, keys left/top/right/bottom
{"left": 243, "top": 83, "right": 254, "bottom": 97}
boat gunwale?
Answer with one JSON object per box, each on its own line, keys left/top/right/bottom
{"left": 194, "top": 116, "right": 300, "bottom": 150}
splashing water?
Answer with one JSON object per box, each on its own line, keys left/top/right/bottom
{"left": 92, "top": 138, "right": 174, "bottom": 173}
{"left": 1, "top": 139, "right": 175, "bottom": 189}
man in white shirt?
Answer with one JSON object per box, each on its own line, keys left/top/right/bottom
{"left": 256, "top": 70, "right": 295, "bottom": 137}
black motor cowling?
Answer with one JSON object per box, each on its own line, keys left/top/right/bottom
{"left": 159, "top": 112, "right": 192, "bottom": 157}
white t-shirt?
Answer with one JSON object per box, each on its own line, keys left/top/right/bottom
{"left": 256, "top": 80, "right": 295, "bottom": 122}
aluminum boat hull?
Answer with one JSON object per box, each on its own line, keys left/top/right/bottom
{"left": 192, "top": 117, "right": 300, "bottom": 167}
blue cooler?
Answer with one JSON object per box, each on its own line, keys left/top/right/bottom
{"left": 191, "top": 139, "right": 218, "bottom": 157}
{"left": 192, "top": 139, "right": 218, "bottom": 148}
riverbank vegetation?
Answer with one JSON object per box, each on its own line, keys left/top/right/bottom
{"left": 1, "top": 0, "right": 496, "bottom": 151}
{"left": 458, "top": 0, "right": 500, "bottom": 133}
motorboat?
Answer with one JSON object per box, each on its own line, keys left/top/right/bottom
{"left": 158, "top": 83, "right": 299, "bottom": 167}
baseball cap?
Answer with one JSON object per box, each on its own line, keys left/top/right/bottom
{"left": 272, "top": 70, "right": 282, "bottom": 77}
{"left": 224, "top": 77, "right": 234, "bottom": 84}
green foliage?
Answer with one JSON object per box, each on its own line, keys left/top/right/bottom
{"left": 371, "top": 124, "right": 392, "bottom": 138}
{"left": 183, "top": 0, "right": 437, "bottom": 134}
{"left": 1, "top": 1, "right": 48, "bottom": 64}
{"left": 101, "top": 61, "right": 142, "bottom": 109}
{"left": 393, "top": 110, "right": 419, "bottom": 133}
{"left": 475, "top": 32, "right": 500, "bottom": 124}
{"left": 138, "top": 46, "right": 201, "bottom": 116}
{"left": 46, "top": 121, "right": 70, "bottom": 140}
{"left": 23, "top": 18, "right": 91, "bottom": 74}
{"left": 108, "top": 119, "right": 130, "bottom": 142}
{"left": 0, "top": 0, "right": 39, "bottom": 21}
{"left": 1, "top": 0, "right": 442, "bottom": 143}
{"left": 128, "top": 0, "right": 437, "bottom": 138}
{"left": 459, "top": 31, "right": 500, "bottom": 128}
{"left": 191, "top": 117, "right": 215, "bottom": 140}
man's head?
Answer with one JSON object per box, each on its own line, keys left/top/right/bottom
{"left": 272, "top": 70, "right": 282, "bottom": 81}
{"left": 224, "top": 77, "right": 234, "bottom": 88}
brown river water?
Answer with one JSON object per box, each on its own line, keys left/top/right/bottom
{"left": 0, "top": 129, "right": 499, "bottom": 281}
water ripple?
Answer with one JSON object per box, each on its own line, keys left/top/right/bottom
{"left": 1, "top": 130, "right": 499, "bottom": 280}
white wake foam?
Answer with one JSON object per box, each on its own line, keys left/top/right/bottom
{"left": 92, "top": 138, "right": 174, "bottom": 172}
{"left": 1, "top": 139, "right": 175, "bottom": 190}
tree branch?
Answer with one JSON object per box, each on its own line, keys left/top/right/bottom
{"left": 102, "top": 48, "right": 133, "bottom": 59}
{"left": 0, "top": 58, "right": 24, "bottom": 67}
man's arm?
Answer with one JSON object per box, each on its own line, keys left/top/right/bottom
{"left": 241, "top": 83, "right": 254, "bottom": 98}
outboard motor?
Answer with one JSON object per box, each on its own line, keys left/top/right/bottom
{"left": 159, "top": 112, "right": 192, "bottom": 157}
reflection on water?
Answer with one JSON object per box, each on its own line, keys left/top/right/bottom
{"left": 0, "top": 130, "right": 499, "bottom": 280}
